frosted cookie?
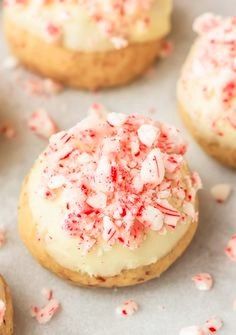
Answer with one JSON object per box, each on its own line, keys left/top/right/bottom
{"left": 0, "top": 275, "right": 13, "bottom": 335}
{"left": 3, "top": 0, "right": 172, "bottom": 90}
{"left": 177, "top": 13, "right": 236, "bottom": 168}
{"left": 18, "top": 105, "right": 201, "bottom": 287}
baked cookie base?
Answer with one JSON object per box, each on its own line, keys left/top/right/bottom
{"left": 18, "top": 178, "right": 198, "bottom": 288}
{"left": 179, "top": 104, "right": 236, "bottom": 169}
{"left": 0, "top": 275, "right": 13, "bottom": 335}
{"left": 4, "top": 19, "right": 163, "bottom": 90}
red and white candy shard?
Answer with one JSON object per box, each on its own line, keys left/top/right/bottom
{"left": 30, "top": 289, "right": 60, "bottom": 324}
{"left": 210, "top": 183, "right": 232, "bottom": 203}
{"left": 41, "top": 288, "right": 53, "bottom": 301}
{"left": 116, "top": 299, "right": 139, "bottom": 317}
{"left": 225, "top": 234, "right": 236, "bottom": 261}
{"left": 203, "top": 317, "right": 223, "bottom": 334}
{"left": 138, "top": 124, "right": 158, "bottom": 147}
{"left": 180, "top": 317, "right": 223, "bottom": 335}
{"left": 28, "top": 109, "right": 58, "bottom": 139}
{"left": 192, "top": 273, "right": 213, "bottom": 291}
{"left": 31, "top": 299, "right": 60, "bottom": 324}
{"left": 40, "top": 109, "right": 201, "bottom": 253}
{"left": 24, "top": 77, "right": 63, "bottom": 96}
{"left": 0, "top": 300, "right": 6, "bottom": 326}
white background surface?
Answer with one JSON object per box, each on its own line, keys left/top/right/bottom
{"left": 0, "top": 1, "right": 236, "bottom": 334}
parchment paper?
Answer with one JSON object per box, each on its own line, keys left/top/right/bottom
{"left": 0, "top": 1, "right": 235, "bottom": 334}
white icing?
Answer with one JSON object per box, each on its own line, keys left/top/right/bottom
{"left": 4, "top": 0, "right": 172, "bottom": 52}
{"left": 27, "top": 160, "right": 194, "bottom": 277}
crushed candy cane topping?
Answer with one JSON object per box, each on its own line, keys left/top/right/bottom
{"left": 225, "top": 234, "right": 236, "bottom": 261}
{"left": 30, "top": 288, "right": 60, "bottom": 324}
{"left": 38, "top": 106, "right": 201, "bottom": 253}
{"left": 0, "top": 300, "right": 6, "bottom": 326}
{"left": 180, "top": 317, "right": 223, "bottom": 335}
{"left": 210, "top": 183, "right": 232, "bottom": 203}
{"left": 116, "top": 299, "right": 139, "bottom": 317}
{"left": 180, "top": 13, "right": 236, "bottom": 133}
{"left": 192, "top": 273, "right": 213, "bottom": 291}
{"left": 4, "top": 0, "right": 157, "bottom": 49}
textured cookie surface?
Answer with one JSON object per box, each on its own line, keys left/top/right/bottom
{"left": 4, "top": 19, "right": 162, "bottom": 90}
{"left": 0, "top": 276, "right": 13, "bottom": 335}
{"left": 179, "top": 104, "right": 236, "bottom": 168}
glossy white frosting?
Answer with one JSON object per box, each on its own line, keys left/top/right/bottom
{"left": 27, "top": 160, "right": 193, "bottom": 277}
{"left": 4, "top": 0, "right": 172, "bottom": 52}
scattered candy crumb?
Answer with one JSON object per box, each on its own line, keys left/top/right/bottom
{"left": 225, "top": 234, "right": 236, "bottom": 261}
{"left": 203, "top": 316, "right": 223, "bottom": 334}
{"left": 0, "top": 300, "right": 6, "bottom": 326}
{"left": 27, "top": 109, "right": 58, "bottom": 139}
{"left": 24, "top": 77, "right": 64, "bottom": 96}
{"left": 41, "top": 288, "right": 53, "bottom": 301}
{"left": 30, "top": 289, "right": 60, "bottom": 324}
{"left": 192, "top": 273, "right": 213, "bottom": 291}
{"left": 180, "top": 316, "right": 223, "bottom": 335}
{"left": 210, "top": 183, "right": 232, "bottom": 203}
{"left": 116, "top": 299, "right": 139, "bottom": 317}
{"left": 160, "top": 40, "right": 174, "bottom": 58}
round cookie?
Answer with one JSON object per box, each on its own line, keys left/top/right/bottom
{"left": 18, "top": 105, "right": 201, "bottom": 288}
{"left": 177, "top": 13, "right": 236, "bottom": 168}
{"left": 0, "top": 275, "right": 13, "bottom": 335}
{"left": 3, "top": 0, "right": 172, "bottom": 90}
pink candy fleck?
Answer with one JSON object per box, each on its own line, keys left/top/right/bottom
{"left": 210, "top": 183, "right": 232, "bottom": 203}
{"left": 225, "top": 234, "right": 236, "bottom": 261}
{"left": 192, "top": 273, "right": 213, "bottom": 291}
{"left": 24, "top": 78, "right": 63, "bottom": 96}
{"left": 30, "top": 289, "right": 60, "bottom": 324}
{"left": 28, "top": 109, "right": 58, "bottom": 139}
{"left": 180, "top": 317, "right": 223, "bottom": 335}
{"left": 116, "top": 299, "right": 139, "bottom": 317}
{"left": 204, "top": 317, "right": 223, "bottom": 334}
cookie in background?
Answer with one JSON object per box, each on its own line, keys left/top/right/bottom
{"left": 3, "top": 0, "right": 172, "bottom": 90}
